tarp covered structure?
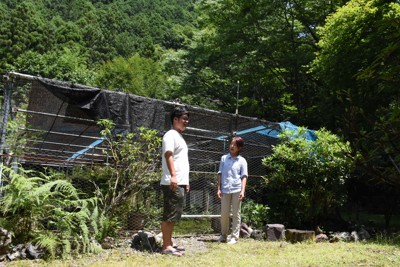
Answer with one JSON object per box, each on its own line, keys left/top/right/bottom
{"left": 0, "top": 72, "right": 317, "bottom": 227}
{"left": 1, "top": 72, "right": 315, "bottom": 176}
{"left": 1, "top": 73, "right": 276, "bottom": 177}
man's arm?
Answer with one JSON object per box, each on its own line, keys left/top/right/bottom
{"left": 217, "top": 173, "right": 222, "bottom": 199}
{"left": 239, "top": 176, "right": 247, "bottom": 200}
{"left": 164, "top": 151, "right": 178, "bottom": 190}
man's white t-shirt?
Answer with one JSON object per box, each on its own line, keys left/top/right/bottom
{"left": 161, "top": 129, "right": 189, "bottom": 185}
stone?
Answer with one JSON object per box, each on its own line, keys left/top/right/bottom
{"left": 330, "top": 232, "right": 351, "bottom": 242}
{"left": 5, "top": 243, "right": 42, "bottom": 261}
{"left": 131, "top": 231, "right": 159, "bottom": 252}
{"left": 358, "top": 228, "right": 370, "bottom": 241}
{"left": 25, "top": 244, "right": 41, "bottom": 260}
{"left": 350, "top": 231, "right": 359, "bottom": 242}
{"left": 101, "top": 236, "right": 115, "bottom": 249}
{"left": 264, "top": 224, "right": 285, "bottom": 241}
{"left": 315, "top": 233, "right": 329, "bottom": 242}
{"left": 250, "top": 229, "right": 264, "bottom": 240}
{"left": 240, "top": 223, "right": 253, "bottom": 238}
{"left": 0, "top": 228, "right": 12, "bottom": 257}
{"left": 285, "top": 229, "right": 315, "bottom": 243}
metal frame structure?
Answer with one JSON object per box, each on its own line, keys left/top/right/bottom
{"left": 1, "top": 71, "right": 279, "bottom": 229}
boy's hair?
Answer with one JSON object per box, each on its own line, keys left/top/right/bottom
{"left": 170, "top": 106, "right": 189, "bottom": 124}
{"left": 231, "top": 136, "right": 244, "bottom": 148}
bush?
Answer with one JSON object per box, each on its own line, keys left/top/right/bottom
{"left": 68, "top": 120, "right": 162, "bottom": 235}
{"left": 241, "top": 199, "right": 270, "bottom": 230}
{"left": 0, "top": 166, "right": 102, "bottom": 258}
{"left": 95, "top": 120, "right": 162, "bottom": 216}
{"left": 262, "top": 127, "right": 354, "bottom": 228}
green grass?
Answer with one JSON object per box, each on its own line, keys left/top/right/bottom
{"left": 6, "top": 238, "right": 400, "bottom": 267}
{"left": 174, "top": 218, "right": 214, "bottom": 235}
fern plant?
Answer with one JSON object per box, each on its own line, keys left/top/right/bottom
{"left": 0, "top": 165, "right": 102, "bottom": 258}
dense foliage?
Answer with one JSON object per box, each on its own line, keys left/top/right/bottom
{"left": 262, "top": 128, "right": 354, "bottom": 228}
{"left": 0, "top": 166, "right": 102, "bottom": 258}
{"left": 0, "top": 120, "right": 163, "bottom": 258}
{"left": 67, "top": 120, "right": 162, "bottom": 233}
{"left": 0, "top": 0, "right": 197, "bottom": 87}
{"left": 95, "top": 119, "right": 162, "bottom": 216}
{"left": 1, "top": 0, "right": 400, "bottom": 230}
{"left": 312, "top": 0, "right": 400, "bottom": 190}
{"left": 180, "top": 0, "right": 347, "bottom": 121}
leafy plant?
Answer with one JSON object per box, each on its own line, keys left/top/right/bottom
{"left": 68, "top": 119, "right": 163, "bottom": 233}
{"left": 95, "top": 54, "right": 168, "bottom": 98}
{"left": 0, "top": 165, "right": 102, "bottom": 258}
{"left": 97, "top": 120, "right": 161, "bottom": 215}
{"left": 262, "top": 128, "right": 354, "bottom": 228}
{"left": 96, "top": 212, "right": 121, "bottom": 242}
{"left": 241, "top": 199, "right": 270, "bottom": 230}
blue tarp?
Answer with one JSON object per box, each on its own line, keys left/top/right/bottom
{"left": 256, "top": 121, "right": 317, "bottom": 141}
{"left": 218, "top": 121, "right": 317, "bottom": 142}
{"left": 67, "top": 139, "right": 104, "bottom": 161}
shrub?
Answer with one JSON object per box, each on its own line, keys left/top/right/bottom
{"left": 262, "top": 127, "right": 354, "bottom": 228}
{"left": 0, "top": 166, "right": 102, "bottom": 258}
{"left": 241, "top": 199, "right": 270, "bottom": 230}
{"left": 95, "top": 120, "right": 162, "bottom": 216}
{"left": 68, "top": 120, "right": 162, "bottom": 234}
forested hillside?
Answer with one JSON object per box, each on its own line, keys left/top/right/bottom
{"left": 1, "top": 0, "right": 400, "bottom": 228}
{"left": 0, "top": 0, "right": 197, "bottom": 94}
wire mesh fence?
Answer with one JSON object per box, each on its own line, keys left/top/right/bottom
{"left": 1, "top": 72, "right": 278, "bottom": 234}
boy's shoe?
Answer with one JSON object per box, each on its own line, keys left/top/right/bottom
{"left": 218, "top": 236, "right": 227, "bottom": 243}
{"left": 227, "top": 239, "right": 237, "bottom": 245}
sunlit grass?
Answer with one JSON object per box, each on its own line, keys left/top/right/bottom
{"left": 6, "top": 238, "right": 400, "bottom": 267}
{"left": 174, "top": 218, "right": 214, "bottom": 235}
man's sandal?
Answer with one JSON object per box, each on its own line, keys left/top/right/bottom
{"left": 173, "top": 245, "right": 185, "bottom": 252}
{"left": 161, "top": 248, "right": 182, "bottom": 257}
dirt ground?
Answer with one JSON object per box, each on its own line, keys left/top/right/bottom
{"left": 170, "top": 235, "right": 217, "bottom": 252}
{"left": 118, "top": 233, "right": 218, "bottom": 254}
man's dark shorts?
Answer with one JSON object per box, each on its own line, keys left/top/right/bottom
{"left": 162, "top": 185, "right": 186, "bottom": 222}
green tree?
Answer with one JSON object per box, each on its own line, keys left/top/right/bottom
{"left": 312, "top": 0, "right": 400, "bottom": 193}
{"left": 358, "top": 100, "right": 400, "bottom": 190}
{"left": 262, "top": 128, "right": 354, "bottom": 228}
{"left": 0, "top": 1, "right": 49, "bottom": 72}
{"left": 95, "top": 54, "right": 168, "bottom": 98}
{"left": 312, "top": 0, "right": 400, "bottom": 137}
{"left": 13, "top": 47, "right": 96, "bottom": 85}
{"left": 0, "top": 0, "right": 198, "bottom": 74}
{"left": 178, "top": 0, "right": 346, "bottom": 123}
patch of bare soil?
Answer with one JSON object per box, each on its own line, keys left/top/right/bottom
{"left": 116, "top": 234, "right": 218, "bottom": 254}
{"left": 171, "top": 234, "right": 218, "bottom": 253}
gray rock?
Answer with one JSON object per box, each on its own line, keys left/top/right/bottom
{"left": 264, "top": 224, "right": 285, "bottom": 241}
{"left": 358, "top": 228, "right": 370, "bottom": 241}
{"left": 0, "top": 228, "right": 12, "bottom": 257}
{"left": 240, "top": 223, "right": 253, "bottom": 238}
{"left": 330, "top": 232, "right": 351, "bottom": 242}
{"left": 250, "top": 229, "right": 264, "bottom": 240}
{"left": 131, "top": 231, "right": 160, "bottom": 252}
{"left": 315, "top": 233, "right": 329, "bottom": 242}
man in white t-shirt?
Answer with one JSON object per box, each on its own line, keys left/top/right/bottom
{"left": 160, "top": 106, "right": 189, "bottom": 256}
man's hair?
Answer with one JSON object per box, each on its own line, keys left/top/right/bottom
{"left": 170, "top": 106, "right": 189, "bottom": 124}
{"left": 231, "top": 136, "right": 244, "bottom": 149}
